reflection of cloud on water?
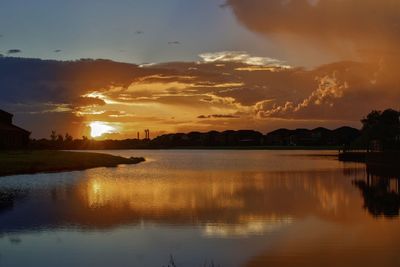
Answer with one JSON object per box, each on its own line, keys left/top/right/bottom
{"left": 81, "top": 170, "right": 353, "bottom": 218}
{"left": 0, "top": 165, "right": 365, "bottom": 233}
{"left": 203, "top": 216, "right": 294, "bottom": 238}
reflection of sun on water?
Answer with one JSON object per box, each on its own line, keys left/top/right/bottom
{"left": 89, "top": 121, "right": 116, "bottom": 138}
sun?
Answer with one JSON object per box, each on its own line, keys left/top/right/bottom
{"left": 89, "top": 121, "right": 116, "bottom": 138}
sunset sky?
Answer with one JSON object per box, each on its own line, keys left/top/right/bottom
{"left": 1, "top": 0, "right": 400, "bottom": 139}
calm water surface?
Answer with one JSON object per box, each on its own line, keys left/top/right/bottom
{"left": 0, "top": 150, "right": 399, "bottom": 267}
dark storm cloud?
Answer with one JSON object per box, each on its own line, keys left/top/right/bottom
{"left": 0, "top": 57, "right": 154, "bottom": 105}
{"left": 0, "top": 57, "right": 158, "bottom": 137}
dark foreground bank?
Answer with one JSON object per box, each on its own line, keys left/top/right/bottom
{"left": 339, "top": 151, "right": 400, "bottom": 175}
{"left": 339, "top": 151, "right": 400, "bottom": 164}
{"left": 0, "top": 150, "right": 145, "bottom": 177}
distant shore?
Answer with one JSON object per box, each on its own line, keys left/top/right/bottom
{"left": 0, "top": 150, "right": 145, "bottom": 177}
{"left": 68, "top": 146, "right": 341, "bottom": 151}
{"left": 29, "top": 127, "right": 359, "bottom": 151}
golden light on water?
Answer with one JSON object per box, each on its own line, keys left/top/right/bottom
{"left": 89, "top": 121, "right": 116, "bottom": 138}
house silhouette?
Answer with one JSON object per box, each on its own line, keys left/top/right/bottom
{"left": 0, "top": 110, "right": 30, "bottom": 149}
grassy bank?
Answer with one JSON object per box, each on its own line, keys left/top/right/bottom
{"left": 0, "top": 150, "right": 145, "bottom": 177}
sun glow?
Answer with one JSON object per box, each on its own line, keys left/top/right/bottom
{"left": 89, "top": 121, "right": 116, "bottom": 138}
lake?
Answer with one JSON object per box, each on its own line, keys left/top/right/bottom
{"left": 0, "top": 150, "right": 399, "bottom": 267}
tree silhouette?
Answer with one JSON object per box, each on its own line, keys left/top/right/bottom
{"left": 65, "top": 133, "right": 73, "bottom": 142}
{"left": 50, "top": 130, "right": 57, "bottom": 142}
{"left": 360, "top": 109, "right": 400, "bottom": 149}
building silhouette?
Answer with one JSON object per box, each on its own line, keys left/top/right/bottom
{"left": 0, "top": 110, "right": 30, "bottom": 149}
{"left": 144, "top": 129, "right": 150, "bottom": 140}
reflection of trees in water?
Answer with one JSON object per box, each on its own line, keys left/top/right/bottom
{"left": 342, "top": 165, "right": 366, "bottom": 178}
{"left": 353, "top": 168, "right": 400, "bottom": 218}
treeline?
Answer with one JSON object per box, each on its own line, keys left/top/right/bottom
{"left": 150, "top": 127, "right": 359, "bottom": 148}
{"left": 30, "top": 127, "right": 360, "bottom": 150}
{"left": 145, "top": 109, "right": 400, "bottom": 150}
{"left": 27, "top": 108, "right": 400, "bottom": 150}
{"left": 30, "top": 132, "right": 150, "bottom": 150}
{"left": 352, "top": 108, "right": 400, "bottom": 151}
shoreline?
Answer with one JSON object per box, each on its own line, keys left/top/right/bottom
{"left": 0, "top": 150, "right": 145, "bottom": 177}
